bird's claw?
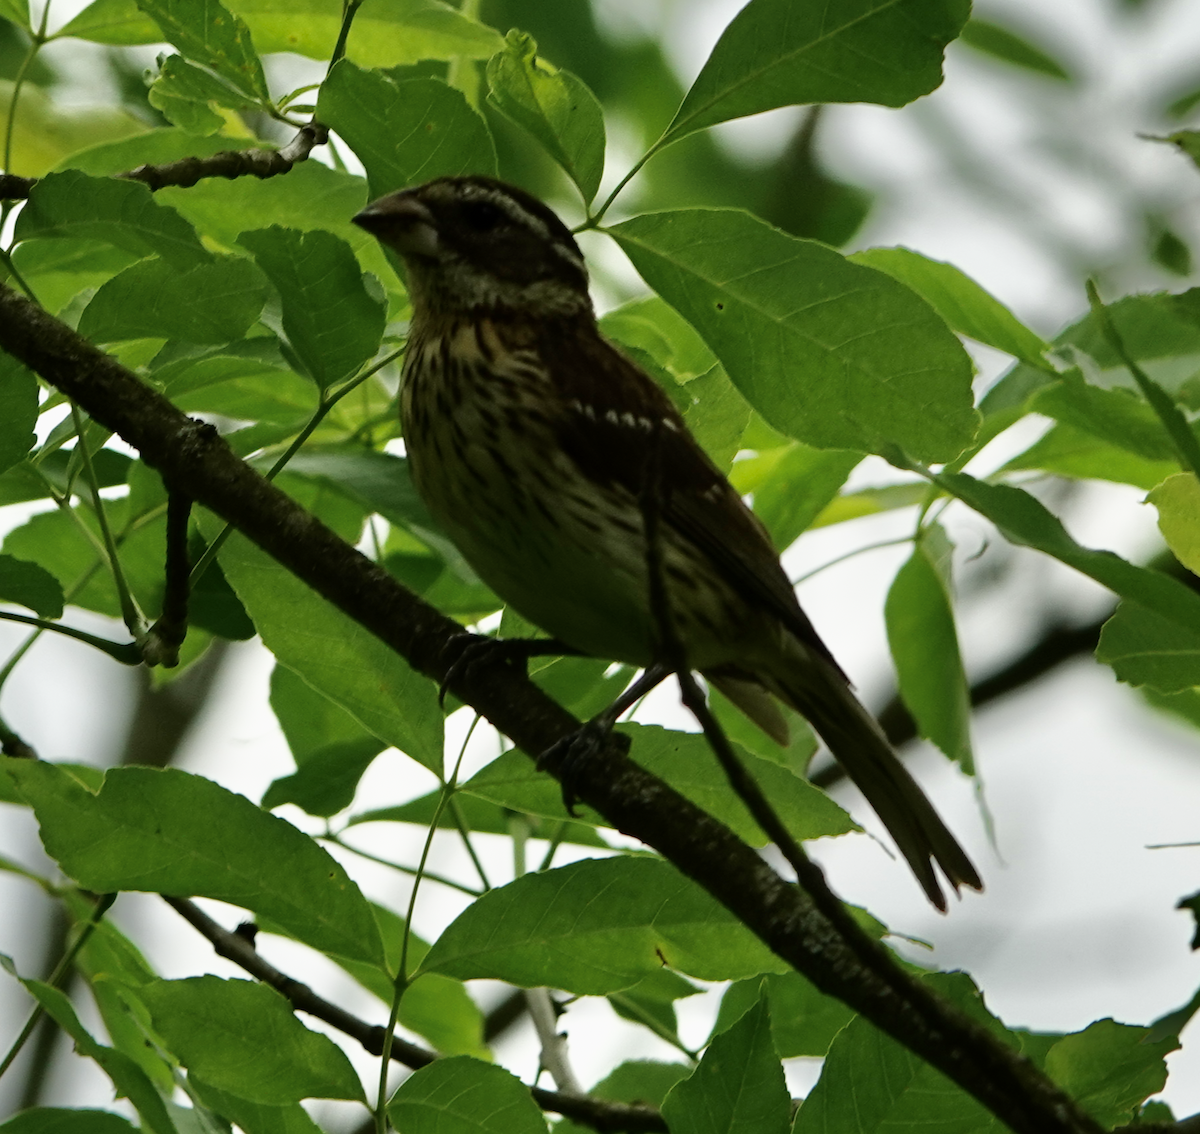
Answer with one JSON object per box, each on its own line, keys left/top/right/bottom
{"left": 539, "top": 719, "right": 630, "bottom": 816}
{"left": 438, "top": 632, "right": 527, "bottom": 707}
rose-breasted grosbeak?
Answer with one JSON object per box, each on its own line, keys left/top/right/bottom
{"left": 353, "top": 175, "right": 981, "bottom": 910}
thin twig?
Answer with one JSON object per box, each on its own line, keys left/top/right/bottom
{"left": 164, "top": 897, "right": 666, "bottom": 1133}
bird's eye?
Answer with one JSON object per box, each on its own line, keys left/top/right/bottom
{"left": 461, "top": 199, "right": 507, "bottom": 231}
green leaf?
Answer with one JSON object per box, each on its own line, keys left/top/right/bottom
{"left": 849, "top": 246, "right": 1051, "bottom": 369}
{"left": 0, "top": 0, "right": 30, "bottom": 29}
{"left": 1157, "top": 130, "right": 1200, "bottom": 172}
{"left": 1044, "top": 1019, "right": 1175, "bottom": 1128}
{"left": 239, "top": 226, "right": 386, "bottom": 389}
{"left": 58, "top": 126, "right": 255, "bottom": 178}
{"left": 457, "top": 723, "right": 853, "bottom": 843}
{"left": 388, "top": 1057, "right": 545, "bottom": 1134}
{"left": 262, "top": 664, "right": 385, "bottom": 816}
{"left": 1096, "top": 602, "right": 1200, "bottom": 693}
{"left": 0, "top": 1112, "right": 139, "bottom": 1134}
{"left": 1030, "top": 374, "right": 1178, "bottom": 463}
{"left": 1001, "top": 421, "right": 1179, "bottom": 491}
{"left": 148, "top": 54, "right": 259, "bottom": 135}
{"left": 189, "top": 1082, "right": 325, "bottom": 1134}
{"left": 10, "top": 237, "right": 144, "bottom": 316}
{"left": 0, "top": 82, "right": 147, "bottom": 178}
{"left": 662, "top": 0, "right": 969, "bottom": 147}
{"left": 662, "top": 988, "right": 789, "bottom": 1134}
{"left": 795, "top": 973, "right": 1010, "bottom": 1133}
{"left": 885, "top": 525, "right": 973, "bottom": 771}
{"left": 1146, "top": 472, "right": 1200, "bottom": 574}
{"left": 422, "top": 856, "right": 787, "bottom": 993}
{"left": 956, "top": 18, "right": 1072, "bottom": 80}
{"left": 4, "top": 759, "right": 387, "bottom": 967}
{"left": 210, "top": 524, "right": 443, "bottom": 771}
{"left": 226, "top": 0, "right": 503, "bottom": 67}
{"left": 18, "top": 980, "right": 178, "bottom": 1134}
{"left": 716, "top": 972, "right": 855, "bottom": 1059}
{"left": 138, "top": 976, "right": 365, "bottom": 1104}
{"left": 77, "top": 254, "right": 268, "bottom": 344}
{"left": 134, "top": 0, "right": 269, "bottom": 101}
{"left": 16, "top": 170, "right": 209, "bottom": 268}
{"left": 609, "top": 969, "right": 701, "bottom": 1039}
{"left": 0, "top": 554, "right": 65, "bottom": 618}
{"left": 741, "top": 443, "right": 864, "bottom": 550}
{"left": 556, "top": 1063, "right": 691, "bottom": 1134}
{"left": 1, "top": 499, "right": 171, "bottom": 623}
{"left": 936, "top": 472, "right": 1200, "bottom": 640}
{"left": 317, "top": 62, "right": 497, "bottom": 198}
{"left": 608, "top": 209, "right": 978, "bottom": 462}
{"left": 486, "top": 30, "right": 605, "bottom": 203}
{"left": 54, "top": 0, "right": 504, "bottom": 61}
{"left": 600, "top": 297, "right": 751, "bottom": 471}
{"left": 55, "top": 0, "right": 163, "bottom": 43}
{"left": 0, "top": 351, "right": 38, "bottom": 476}
{"left": 621, "top": 724, "right": 855, "bottom": 845}
{"left": 350, "top": 787, "right": 609, "bottom": 848}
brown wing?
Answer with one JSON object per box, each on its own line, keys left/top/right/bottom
{"left": 537, "top": 320, "right": 845, "bottom": 679}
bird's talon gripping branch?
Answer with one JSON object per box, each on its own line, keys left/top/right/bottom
{"left": 438, "top": 633, "right": 581, "bottom": 707}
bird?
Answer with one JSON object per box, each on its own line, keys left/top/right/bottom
{"left": 352, "top": 174, "right": 982, "bottom": 910}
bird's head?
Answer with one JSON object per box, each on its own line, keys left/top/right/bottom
{"left": 352, "top": 176, "right": 592, "bottom": 321}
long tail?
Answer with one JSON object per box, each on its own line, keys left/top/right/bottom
{"left": 739, "top": 653, "right": 983, "bottom": 911}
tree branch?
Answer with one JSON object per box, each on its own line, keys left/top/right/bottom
{"left": 0, "top": 282, "right": 1104, "bottom": 1134}
{"left": 164, "top": 897, "right": 665, "bottom": 1134}
{"left": 0, "top": 123, "right": 329, "bottom": 200}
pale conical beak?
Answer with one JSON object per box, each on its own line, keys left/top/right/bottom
{"left": 352, "top": 192, "right": 440, "bottom": 259}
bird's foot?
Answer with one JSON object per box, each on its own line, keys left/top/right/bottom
{"left": 538, "top": 716, "right": 630, "bottom": 816}
{"left": 537, "top": 663, "right": 671, "bottom": 814}
{"left": 438, "top": 633, "right": 578, "bottom": 707}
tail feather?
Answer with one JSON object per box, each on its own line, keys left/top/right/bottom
{"left": 761, "top": 656, "right": 982, "bottom": 910}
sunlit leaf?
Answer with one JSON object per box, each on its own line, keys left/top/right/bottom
{"left": 609, "top": 209, "right": 977, "bottom": 461}
{"left": 388, "top": 1058, "right": 544, "bottom": 1134}
{"left": 662, "top": 989, "right": 788, "bottom": 1134}
{"left": 1146, "top": 472, "right": 1200, "bottom": 575}
{"left": 850, "top": 246, "right": 1051, "bottom": 369}
{"left": 885, "top": 524, "right": 973, "bottom": 772}
{"left": 211, "top": 525, "right": 444, "bottom": 771}
{"left": 16, "top": 170, "right": 209, "bottom": 268}
{"left": 138, "top": 976, "right": 365, "bottom": 1103}
{"left": 1096, "top": 602, "right": 1200, "bottom": 693}
{"left": 318, "top": 62, "right": 496, "bottom": 197}
{"left": 134, "top": 0, "right": 269, "bottom": 101}
{"left": 77, "top": 254, "right": 268, "bottom": 343}
{"left": 422, "top": 856, "right": 787, "bottom": 992}
{"left": 486, "top": 29, "right": 605, "bottom": 203}
{"left": 240, "top": 226, "right": 386, "bottom": 389}
{"left": 662, "top": 0, "right": 969, "bottom": 147}
{"left": 4, "top": 759, "right": 387, "bottom": 967}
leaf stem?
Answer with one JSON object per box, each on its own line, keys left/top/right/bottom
{"left": 69, "top": 403, "right": 146, "bottom": 640}
{"left": 0, "top": 891, "right": 115, "bottom": 1084}
{"left": 0, "top": 611, "right": 141, "bottom": 664}
{"left": 1086, "top": 278, "right": 1200, "bottom": 477}
{"left": 320, "top": 835, "right": 482, "bottom": 897}
{"left": 190, "top": 345, "right": 404, "bottom": 586}
{"left": 329, "top": 0, "right": 365, "bottom": 72}
{"left": 375, "top": 714, "right": 480, "bottom": 1134}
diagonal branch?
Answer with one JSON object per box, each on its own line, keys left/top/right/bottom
{"left": 164, "top": 898, "right": 662, "bottom": 1134}
{"left": 0, "top": 281, "right": 1104, "bottom": 1134}
{"left": 0, "top": 122, "right": 329, "bottom": 200}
